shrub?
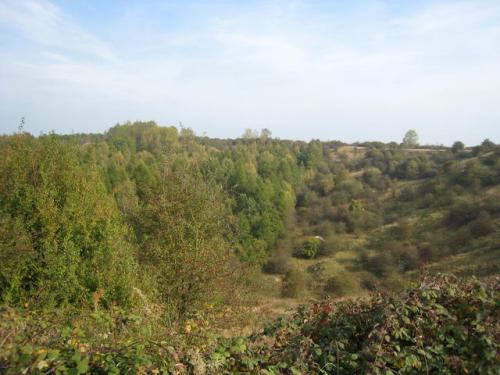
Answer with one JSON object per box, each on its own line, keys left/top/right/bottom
{"left": 389, "top": 244, "right": 419, "bottom": 272}
{"left": 450, "top": 227, "right": 473, "bottom": 249}
{"left": 398, "top": 185, "right": 418, "bottom": 201}
{"left": 334, "top": 221, "right": 347, "bottom": 234}
{"left": 469, "top": 211, "right": 494, "bottom": 237}
{"left": 418, "top": 243, "right": 437, "bottom": 263}
{"left": 218, "top": 275, "right": 500, "bottom": 374}
{"left": 138, "top": 166, "right": 238, "bottom": 319}
{"left": 263, "top": 255, "right": 290, "bottom": 275}
{"left": 314, "top": 221, "right": 335, "bottom": 237}
{"left": 324, "top": 272, "right": 358, "bottom": 296}
{"left": 364, "top": 252, "right": 393, "bottom": 277}
{"left": 297, "top": 238, "right": 322, "bottom": 259}
{"left": 306, "top": 262, "right": 327, "bottom": 279}
{"left": 281, "top": 269, "right": 306, "bottom": 298}
{"left": 391, "top": 218, "right": 413, "bottom": 240}
{"left": 359, "top": 272, "right": 379, "bottom": 291}
{"left": 362, "top": 167, "right": 385, "bottom": 189}
{"left": 445, "top": 202, "right": 480, "bottom": 228}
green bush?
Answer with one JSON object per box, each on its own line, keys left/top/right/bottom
{"left": 137, "top": 166, "right": 238, "bottom": 319}
{"left": 450, "top": 226, "right": 474, "bottom": 249}
{"left": 418, "top": 243, "right": 438, "bottom": 263}
{"left": 306, "top": 261, "right": 327, "bottom": 278}
{"left": 0, "top": 135, "right": 137, "bottom": 307}
{"left": 297, "top": 238, "right": 322, "bottom": 259}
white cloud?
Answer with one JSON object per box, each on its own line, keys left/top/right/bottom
{"left": 0, "top": 0, "right": 499, "bottom": 145}
{"left": 0, "top": 0, "right": 116, "bottom": 61}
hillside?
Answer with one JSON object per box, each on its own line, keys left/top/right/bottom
{"left": 0, "top": 123, "right": 499, "bottom": 373}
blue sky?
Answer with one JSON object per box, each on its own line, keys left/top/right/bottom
{"left": 1, "top": 0, "right": 499, "bottom": 145}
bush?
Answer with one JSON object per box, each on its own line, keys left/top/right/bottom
{"left": 138, "top": 166, "right": 238, "bottom": 319}
{"left": 297, "top": 238, "right": 322, "bottom": 259}
{"left": 418, "top": 243, "right": 437, "bottom": 263}
{"left": 450, "top": 227, "right": 473, "bottom": 249}
{"left": 345, "top": 210, "right": 382, "bottom": 233}
{"left": 314, "top": 221, "right": 335, "bottom": 237}
{"left": 445, "top": 202, "right": 480, "bottom": 228}
{"left": 469, "top": 211, "right": 494, "bottom": 237}
{"left": 391, "top": 219, "right": 413, "bottom": 240}
{"left": 334, "top": 221, "right": 347, "bottom": 234}
{"left": 324, "top": 272, "right": 358, "bottom": 297}
{"left": 263, "top": 255, "right": 290, "bottom": 275}
{"left": 364, "top": 252, "right": 393, "bottom": 277}
{"left": 218, "top": 275, "right": 500, "bottom": 374}
{"left": 389, "top": 244, "right": 419, "bottom": 272}
{"left": 359, "top": 272, "right": 379, "bottom": 291}
{"left": 281, "top": 269, "right": 306, "bottom": 298}
{"left": 362, "top": 167, "right": 386, "bottom": 189}
{"left": 398, "top": 185, "right": 418, "bottom": 201}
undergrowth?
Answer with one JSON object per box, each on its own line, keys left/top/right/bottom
{"left": 0, "top": 274, "right": 498, "bottom": 374}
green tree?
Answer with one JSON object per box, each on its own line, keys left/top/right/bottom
{"left": 136, "top": 164, "right": 238, "bottom": 319}
{"left": 299, "top": 237, "right": 322, "bottom": 259}
{"left": 402, "top": 129, "right": 419, "bottom": 148}
{"left": 451, "top": 141, "right": 465, "bottom": 154}
{"left": 0, "top": 135, "right": 136, "bottom": 307}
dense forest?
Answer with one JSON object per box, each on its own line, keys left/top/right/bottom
{"left": 1, "top": 122, "right": 499, "bottom": 374}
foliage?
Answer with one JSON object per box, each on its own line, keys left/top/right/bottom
{"left": 213, "top": 275, "right": 500, "bottom": 374}
{"left": 0, "top": 134, "right": 136, "bottom": 307}
{"left": 1, "top": 124, "right": 500, "bottom": 373}
{"left": 298, "top": 237, "right": 322, "bottom": 259}
{"left": 402, "top": 129, "right": 419, "bottom": 148}
{"left": 282, "top": 269, "right": 307, "bottom": 298}
{"left": 136, "top": 164, "right": 239, "bottom": 319}
{"left": 324, "top": 272, "right": 358, "bottom": 297}
{"left": 0, "top": 306, "right": 189, "bottom": 374}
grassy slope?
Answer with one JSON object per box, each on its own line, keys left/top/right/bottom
{"left": 246, "top": 148, "right": 500, "bottom": 328}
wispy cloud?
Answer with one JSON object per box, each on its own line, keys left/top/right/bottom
{"left": 0, "top": 0, "right": 116, "bottom": 61}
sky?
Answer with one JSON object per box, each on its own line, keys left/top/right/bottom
{"left": 0, "top": 0, "right": 499, "bottom": 145}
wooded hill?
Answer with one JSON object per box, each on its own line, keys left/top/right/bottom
{"left": 0, "top": 122, "right": 499, "bottom": 373}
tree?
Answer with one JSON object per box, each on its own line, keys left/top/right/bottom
{"left": 137, "top": 165, "right": 238, "bottom": 319}
{"left": 478, "top": 138, "right": 496, "bottom": 154}
{"left": 451, "top": 141, "right": 465, "bottom": 154}
{"left": 242, "top": 128, "right": 259, "bottom": 139}
{"left": 402, "top": 129, "right": 419, "bottom": 148}
{"left": 0, "top": 135, "right": 136, "bottom": 307}
{"left": 260, "top": 128, "right": 272, "bottom": 140}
